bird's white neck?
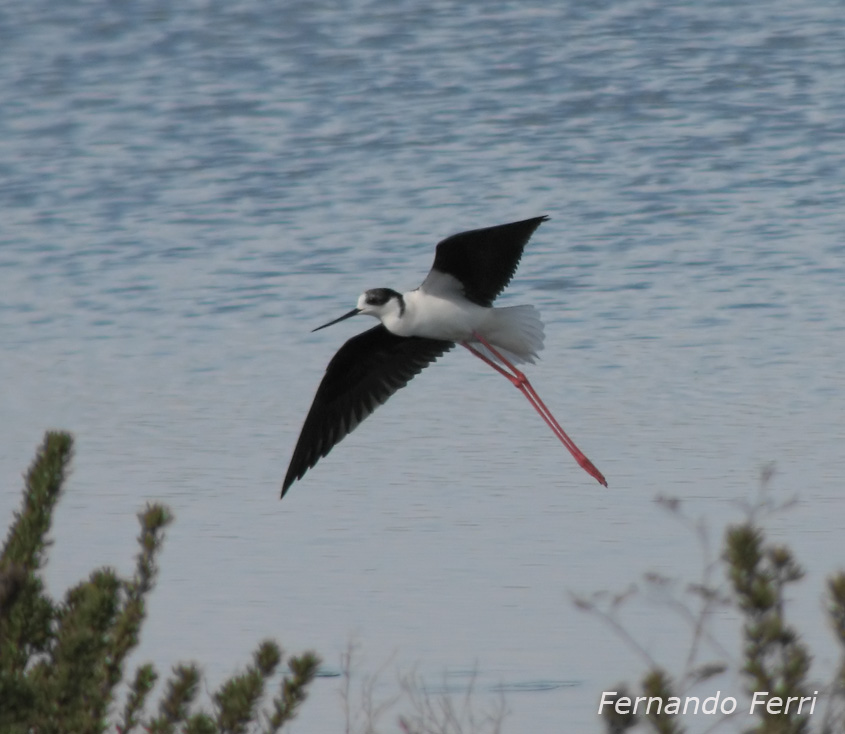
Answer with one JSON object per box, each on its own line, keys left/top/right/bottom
{"left": 379, "top": 289, "right": 486, "bottom": 342}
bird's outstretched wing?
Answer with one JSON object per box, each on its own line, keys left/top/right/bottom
{"left": 421, "top": 216, "right": 548, "bottom": 307}
{"left": 282, "top": 325, "right": 454, "bottom": 497}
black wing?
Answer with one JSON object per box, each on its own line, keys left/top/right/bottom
{"left": 426, "top": 216, "right": 548, "bottom": 307}
{"left": 282, "top": 325, "right": 454, "bottom": 497}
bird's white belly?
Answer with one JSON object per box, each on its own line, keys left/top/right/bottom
{"left": 385, "top": 291, "right": 489, "bottom": 341}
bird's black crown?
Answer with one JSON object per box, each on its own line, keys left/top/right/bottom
{"left": 364, "top": 288, "right": 402, "bottom": 306}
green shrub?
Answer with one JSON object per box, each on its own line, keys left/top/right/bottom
{"left": 0, "top": 431, "right": 319, "bottom": 734}
{"left": 581, "top": 473, "right": 845, "bottom": 734}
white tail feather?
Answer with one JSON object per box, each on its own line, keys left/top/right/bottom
{"left": 473, "top": 305, "right": 545, "bottom": 365}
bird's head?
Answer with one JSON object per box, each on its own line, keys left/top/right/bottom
{"left": 312, "top": 288, "right": 404, "bottom": 332}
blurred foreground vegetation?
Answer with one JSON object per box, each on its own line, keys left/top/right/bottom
{"left": 1, "top": 433, "right": 843, "bottom": 733}
{"left": 0, "top": 432, "right": 318, "bottom": 734}
{"left": 582, "top": 471, "right": 845, "bottom": 734}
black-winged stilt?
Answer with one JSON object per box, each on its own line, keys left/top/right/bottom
{"left": 282, "top": 216, "right": 606, "bottom": 497}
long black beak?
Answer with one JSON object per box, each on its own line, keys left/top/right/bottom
{"left": 312, "top": 308, "right": 361, "bottom": 332}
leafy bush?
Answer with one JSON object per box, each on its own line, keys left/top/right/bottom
{"left": 6, "top": 433, "right": 842, "bottom": 734}
{"left": 580, "top": 471, "right": 845, "bottom": 734}
{"left": 0, "top": 431, "right": 319, "bottom": 734}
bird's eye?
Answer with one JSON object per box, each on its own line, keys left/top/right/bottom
{"left": 366, "top": 289, "right": 389, "bottom": 305}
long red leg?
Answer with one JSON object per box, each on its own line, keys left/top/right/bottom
{"left": 461, "top": 336, "right": 607, "bottom": 487}
{"left": 460, "top": 342, "right": 571, "bottom": 449}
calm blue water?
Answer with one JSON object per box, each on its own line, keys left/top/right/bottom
{"left": 2, "top": 1, "right": 844, "bottom": 730}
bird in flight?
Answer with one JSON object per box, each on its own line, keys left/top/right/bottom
{"left": 282, "top": 216, "right": 606, "bottom": 497}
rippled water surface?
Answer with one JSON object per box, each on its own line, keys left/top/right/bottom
{"left": 2, "top": 1, "right": 844, "bottom": 730}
